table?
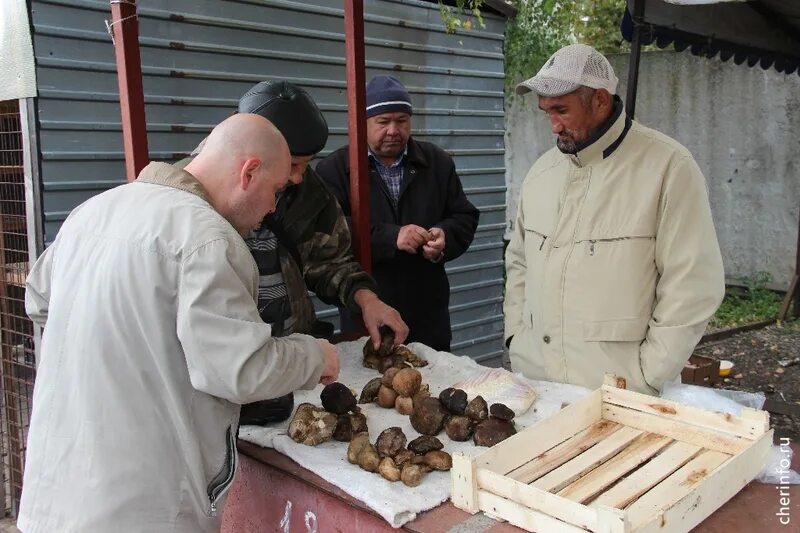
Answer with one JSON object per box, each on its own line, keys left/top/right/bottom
{"left": 221, "top": 440, "right": 800, "bottom": 532}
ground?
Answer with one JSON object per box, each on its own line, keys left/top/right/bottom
{"left": 693, "top": 320, "right": 800, "bottom": 443}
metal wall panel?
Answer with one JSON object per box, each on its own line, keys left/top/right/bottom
{"left": 31, "top": 0, "right": 507, "bottom": 365}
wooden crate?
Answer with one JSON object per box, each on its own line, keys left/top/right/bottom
{"left": 451, "top": 376, "right": 772, "bottom": 533}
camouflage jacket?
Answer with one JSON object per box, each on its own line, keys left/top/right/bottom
{"left": 175, "top": 155, "right": 377, "bottom": 336}
{"left": 275, "top": 165, "right": 378, "bottom": 335}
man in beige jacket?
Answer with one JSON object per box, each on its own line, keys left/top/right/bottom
{"left": 504, "top": 44, "right": 725, "bottom": 394}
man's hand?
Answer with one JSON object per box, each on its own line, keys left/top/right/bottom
{"left": 354, "top": 289, "right": 409, "bottom": 348}
{"left": 317, "top": 339, "right": 340, "bottom": 385}
{"left": 397, "top": 224, "right": 432, "bottom": 254}
{"left": 422, "top": 227, "right": 445, "bottom": 262}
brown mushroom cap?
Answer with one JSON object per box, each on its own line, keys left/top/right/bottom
{"left": 320, "top": 382, "right": 357, "bottom": 414}
{"left": 489, "top": 403, "right": 515, "bottom": 421}
{"left": 377, "top": 385, "right": 398, "bottom": 408}
{"left": 376, "top": 427, "right": 407, "bottom": 458}
{"left": 392, "top": 368, "right": 422, "bottom": 397}
{"left": 410, "top": 397, "right": 448, "bottom": 436}
{"left": 473, "top": 418, "right": 517, "bottom": 447}
{"left": 465, "top": 395, "right": 488, "bottom": 421}
{"left": 407, "top": 435, "right": 444, "bottom": 454}
{"left": 439, "top": 388, "right": 468, "bottom": 415}
{"left": 445, "top": 415, "right": 474, "bottom": 442}
{"left": 423, "top": 450, "right": 453, "bottom": 471}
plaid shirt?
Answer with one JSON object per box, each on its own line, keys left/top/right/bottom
{"left": 369, "top": 148, "right": 406, "bottom": 205}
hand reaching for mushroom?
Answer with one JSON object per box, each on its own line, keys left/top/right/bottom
{"left": 317, "top": 339, "right": 340, "bottom": 385}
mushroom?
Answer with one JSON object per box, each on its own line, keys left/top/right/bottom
{"left": 332, "top": 414, "right": 353, "bottom": 442}
{"left": 392, "top": 368, "right": 422, "bottom": 397}
{"left": 410, "top": 397, "right": 448, "bottom": 436}
{"left": 423, "top": 450, "right": 452, "bottom": 471}
{"left": 407, "top": 435, "right": 444, "bottom": 455}
{"left": 357, "top": 443, "right": 381, "bottom": 472}
{"left": 465, "top": 395, "right": 488, "bottom": 422}
{"left": 490, "top": 403, "right": 515, "bottom": 421}
{"left": 320, "top": 382, "right": 357, "bottom": 414}
{"left": 288, "top": 403, "right": 338, "bottom": 446}
{"left": 393, "top": 449, "right": 415, "bottom": 467}
{"left": 378, "top": 457, "right": 401, "bottom": 482}
{"left": 445, "top": 415, "right": 473, "bottom": 442}
{"left": 350, "top": 412, "right": 368, "bottom": 434}
{"left": 382, "top": 367, "right": 401, "bottom": 388}
{"left": 348, "top": 432, "right": 371, "bottom": 464}
{"left": 395, "top": 395, "right": 414, "bottom": 415}
{"left": 439, "top": 388, "right": 468, "bottom": 415}
{"left": 473, "top": 418, "right": 516, "bottom": 447}
{"left": 377, "top": 385, "right": 398, "bottom": 408}
{"left": 400, "top": 464, "right": 426, "bottom": 487}
{"left": 376, "top": 427, "right": 407, "bottom": 458}
{"left": 358, "top": 377, "right": 383, "bottom": 404}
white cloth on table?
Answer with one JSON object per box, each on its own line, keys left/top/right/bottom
{"left": 239, "top": 339, "right": 590, "bottom": 528}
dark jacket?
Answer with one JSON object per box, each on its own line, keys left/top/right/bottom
{"left": 316, "top": 138, "right": 479, "bottom": 351}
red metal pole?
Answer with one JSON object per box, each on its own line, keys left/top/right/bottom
{"left": 343, "top": 0, "right": 372, "bottom": 274}
{"left": 110, "top": 0, "right": 149, "bottom": 181}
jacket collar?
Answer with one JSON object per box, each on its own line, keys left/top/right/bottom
{"left": 565, "top": 99, "right": 631, "bottom": 168}
{"left": 136, "top": 161, "right": 211, "bottom": 203}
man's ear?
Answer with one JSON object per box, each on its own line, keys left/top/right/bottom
{"left": 239, "top": 157, "right": 261, "bottom": 190}
{"left": 596, "top": 89, "right": 612, "bottom": 111}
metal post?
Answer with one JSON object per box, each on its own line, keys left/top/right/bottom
{"left": 110, "top": 0, "right": 148, "bottom": 181}
{"left": 779, "top": 205, "right": 800, "bottom": 320}
{"left": 343, "top": 0, "right": 372, "bottom": 273}
{"left": 625, "top": 0, "right": 646, "bottom": 119}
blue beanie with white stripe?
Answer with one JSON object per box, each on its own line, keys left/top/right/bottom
{"left": 366, "top": 75, "right": 413, "bottom": 118}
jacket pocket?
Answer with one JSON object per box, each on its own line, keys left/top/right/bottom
{"left": 581, "top": 235, "right": 654, "bottom": 256}
{"left": 207, "top": 424, "right": 238, "bottom": 517}
{"left": 523, "top": 226, "right": 549, "bottom": 251}
{"left": 583, "top": 317, "right": 649, "bottom": 342}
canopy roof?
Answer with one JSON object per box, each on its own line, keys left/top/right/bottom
{"left": 622, "top": 0, "right": 800, "bottom": 75}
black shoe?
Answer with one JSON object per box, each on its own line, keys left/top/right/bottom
{"left": 240, "top": 393, "right": 294, "bottom": 426}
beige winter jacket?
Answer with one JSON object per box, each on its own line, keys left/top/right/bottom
{"left": 504, "top": 110, "right": 725, "bottom": 394}
{"left": 19, "top": 162, "right": 325, "bottom": 533}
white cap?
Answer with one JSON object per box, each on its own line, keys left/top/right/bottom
{"left": 516, "top": 44, "right": 619, "bottom": 97}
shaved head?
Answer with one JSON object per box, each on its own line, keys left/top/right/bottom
{"left": 185, "top": 114, "right": 291, "bottom": 234}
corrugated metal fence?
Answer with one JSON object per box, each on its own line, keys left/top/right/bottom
{"left": 30, "top": 0, "right": 507, "bottom": 364}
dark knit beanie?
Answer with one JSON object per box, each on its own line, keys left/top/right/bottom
{"left": 365, "top": 75, "right": 412, "bottom": 118}
{"left": 238, "top": 81, "right": 328, "bottom": 156}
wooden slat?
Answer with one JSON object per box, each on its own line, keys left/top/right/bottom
{"left": 558, "top": 433, "right": 673, "bottom": 504}
{"left": 634, "top": 431, "right": 773, "bottom": 533}
{"left": 476, "top": 389, "right": 602, "bottom": 475}
{"left": 451, "top": 452, "right": 479, "bottom": 514}
{"left": 602, "top": 404, "right": 751, "bottom": 455}
{"left": 590, "top": 441, "right": 702, "bottom": 509}
{"left": 477, "top": 490, "right": 588, "bottom": 533}
{"left": 625, "top": 450, "right": 731, "bottom": 527}
{"left": 508, "top": 420, "right": 621, "bottom": 484}
{"left": 532, "top": 426, "right": 643, "bottom": 493}
{"left": 477, "top": 468, "right": 598, "bottom": 531}
{"left": 601, "top": 385, "right": 767, "bottom": 440}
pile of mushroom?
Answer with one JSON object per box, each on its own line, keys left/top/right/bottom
{"left": 288, "top": 382, "right": 367, "bottom": 445}
{"left": 348, "top": 428, "right": 452, "bottom": 486}
{"left": 362, "top": 328, "right": 427, "bottom": 371}
{"left": 409, "top": 387, "right": 517, "bottom": 447}
{"left": 359, "top": 367, "right": 430, "bottom": 416}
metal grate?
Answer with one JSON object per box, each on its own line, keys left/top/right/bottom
{"left": 0, "top": 99, "right": 36, "bottom": 517}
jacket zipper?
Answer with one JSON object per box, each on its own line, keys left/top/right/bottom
{"left": 207, "top": 425, "right": 237, "bottom": 517}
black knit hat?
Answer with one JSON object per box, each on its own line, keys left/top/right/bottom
{"left": 366, "top": 75, "right": 412, "bottom": 118}
{"left": 238, "top": 81, "right": 328, "bottom": 156}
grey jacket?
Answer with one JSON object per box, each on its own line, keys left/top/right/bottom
{"left": 18, "top": 162, "right": 325, "bottom": 532}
